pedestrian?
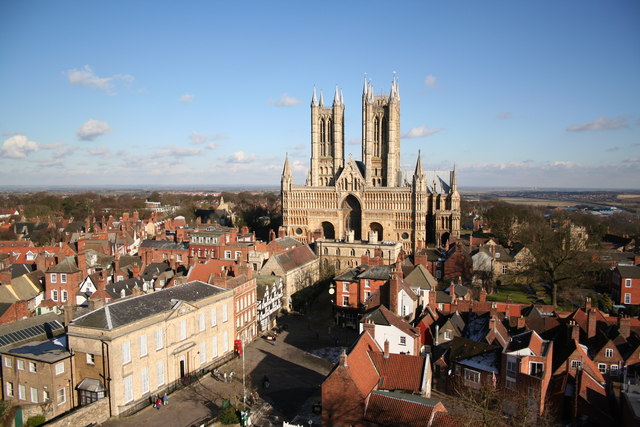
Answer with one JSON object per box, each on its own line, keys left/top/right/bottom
{"left": 156, "top": 395, "right": 162, "bottom": 410}
{"left": 272, "top": 336, "right": 277, "bottom": 346}
{"left": 163, "top": 392, "right": 168, "bottom": 406}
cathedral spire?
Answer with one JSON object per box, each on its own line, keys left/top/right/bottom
{"left": 363, "top": 75, "right": 368, "bottom": 98}
{"left": 451, "top": 163, "right": 458, "bottom": 193}
{"left": 333, "top": 85, "right": 340, "bottom": 106}
{"left": 414, "top": 150, "right": 424, "bottom": 178}
{"left": 340, "top": 89, "right": 344, "bottom": 105}
{"left": 319, "top": 90, "right": 324, "bottom": 107}
{"left": 282, "top": 153, "right": 292, "bottom": 177}
{"left": 311, "top": 86, "right": 318, "bottom": 107}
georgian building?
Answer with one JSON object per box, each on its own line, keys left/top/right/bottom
{"left": 280, "top": 77, "right": 461, "bottom": 253}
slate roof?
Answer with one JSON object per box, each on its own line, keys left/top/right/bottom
{"left": 618, "top": 265, "right": 640, "bottom": 279}
{"left": 105, "top": 278, "right": 144, "bottom": 299}
{"left": 72, "top": 281, "right": 227, "bottom": 330}
{"left": 10, "top": 264, "right": 32, "bottom": 279}
{"left": 362, "top": 305, "right": 420, "bottom": 337}
{"left": 272, "top": 237, "right": 303, "bottom": 250}
{"left": 143, "top": 262, "right": 172, "bottom": 280}
{"left": 118, "top": 255, "right": 143, "bottom": 269}
{"left": 273, "top": 245, "right": 317, "bottom": 272}
{"left": 140, "top": 240, "right": 188, "bottom": 250}
{"left": 4, "top": 335, "right": 71, "bottom": 363}
{"left": 357, "top": 265, "right": 391, "bottom": 280}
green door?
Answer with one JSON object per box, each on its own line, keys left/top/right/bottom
{"left": 14, "top": 407, "right": 23, "bottom": 427}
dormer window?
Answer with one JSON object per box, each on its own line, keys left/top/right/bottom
{"left": 605, "top": 348, "right": 613, "bottom": 358}
{"left": 25, "top": 251, "right": 35, "bottom": 261}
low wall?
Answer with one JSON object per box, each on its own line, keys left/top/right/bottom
{"left": 45, "top": 398, "right": 109, "bottom": 427}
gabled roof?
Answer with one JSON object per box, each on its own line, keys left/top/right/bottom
{"left": 404, "top": 264, "right": 438, "bottom": 290}
{"left": 273, "top": 245, "right": 317, "bottom": 272}
{"left": 72, "top": 281, "right": 228, "bottom": 330}
{"left": 363, "top": 391, "right": 443, "bottom": 427}
{"left": 140, "top": 240, "right": 188, "bottom": 250}
{"left": 369, "top": 353, "right": 425, "bottom": 391}
{"left": 47, "top": 256, "right": 80, "bottom": 274}
{"left": 357, "top": 265, "right": 392, "bottom": 281}
{"left": 505, "top": 330, "right": 549, "bottom": 356}
{"left": 362, "top": 305, "right": 420, "bottom": 337}
{"left": 617, "top": 265, "right": 640, "bottom": 279}
{"left": 105, "top": 278, "right": 144, "bottom": 299}
{"left": 272, "top": 236, "right": 303, "bottom": 250}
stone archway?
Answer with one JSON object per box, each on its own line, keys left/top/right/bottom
{"left": 321, "top": 221, "right": 335, "bottom": 240}
{"left": 441, "top": 232, "right": 450, "bottom": 248}
{"left": 341, "top": 195, "right": 362, "bottom": 240}
{"left": 369, "top": 222, "right": 383, "bottom": 241}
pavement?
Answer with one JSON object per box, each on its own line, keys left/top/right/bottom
{"left": 100, "top": 283, "right": 358, "bottom": 427}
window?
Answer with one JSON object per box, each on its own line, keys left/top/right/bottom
{"left": 86, "top": 353, "right": 95, "bottom": 365}
{"left": 30, "top": 387, "right": 38, "bottom": 403}
{"left": 52, "top": 290, "right": 58, "bottom": 301}
{"left": 139, "top": 335, "right": 148, "bottom": 357}
{"left": 223, "top": 331, "right": 229, "bottom": 352}
{"left": 180, "top": 320, "right": 187, "bottom": 341}
{"left": 224, "top": 251, "right": 231, "bottom": 259}
{"left": 177, "top": 254, "right": 182, "bottom": 262}
{"left": 156, "top": 361, "right": 165, "bottom": 386}
{"left": 141, "top": 368, "right": 149, "bottom": 394}
{"left": 598, "top": 363, "right": 607, "bottom": 374}
{"left": 60, "top": 273, "right": 67, "bottom": 283}
{"left": 61, "top": 290, "right": 68, "bottom": 302}
{"left": 29, "top": 362, "right": 37, "bottom": 373}
{"left": 212, "top": 336, "right": 218, "bottom": 358}
{"left": 4, "top": 357, "right": 11, "bottom": 368}
{"left": 605, "top": 348, "right": 613, "bottom": 358}
{"left": 502, "top": 265, "right": 507, "bottom": 274}
{"left": 342, "top": 282, "right": 349, "bottom": 292}
{"left": 342, "top": 295, "right": 349, "bottom": 306}
{"left": 626, "top": 278, "right": 632, "bottom": 288}
{"left": 364, "top": 280, "right": 370, "bottom": 288}
{"left": 529, "top": 362, "right": 544, "bottom": 378}
{"left": 122, "top": 341, "right": 131, "bottom": 364}
{"left": 123, "top": 375, "right": 133, "bottom": 403}
{"left": 610, "top": 365, "right": 620, "bottom": 376}
{"left": 506, "top": 378, "right": 516, "bottom": 390}
{"left": 399, "top": 336, "right": 406, "bottom": 346}
{"left": 42, "top": 390, "right": 49, "bottom": 402}
{"left": 464, "top": 368, "right": 480, "bottom": 384}
{"left": 625, "top": 293, "right": 632, "bottom": 304}
{"left": 222, "top": 304, "right": 228, "bottom": 322}
{"left": 51, "top": 273, "right": 57, "bottom": 283}
{"left": 444, "top": 331, "right": 452, "bottom": 340}
{"left": 155, "top": 329, "right": 164, "bottom": 350}
{"left": 571, "top": 360, "right": 582, "bottom": 369}
{"left": 507, "top": 358, "right": 518, "bottom": 377}
{"left": 235, "top": 251, "right": 242, "bottom": 260}
{"left": 55, "top": 362, "right": 64, "bottom": 375}
{"left": 200, "top": 341, "right": 206, "bottom": 364}
{"left": 19, "top": 384, "right": 25, "bottom": 400}
{"left": 199, "top": 313, "right": 205, "bottom": 332}
{"left": 210, "top": 307, "right": 217, "bottom": 326}
{"left": 5, "top": 382, "right": 13, "bottom": 397}
{"left": 17, "top": 359, "right": 24, "bottom": 371}
{"left": 364, "top": 291, "right": 371, "bottom": 300}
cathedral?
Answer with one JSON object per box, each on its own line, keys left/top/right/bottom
{"left": 280, "top": 77, "right": 460, "bottom": 253}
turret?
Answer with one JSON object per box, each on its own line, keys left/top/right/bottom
{"left": 281, "top": 153, "right": 292, "bottom": 191}
{"left": 412, "top": 151, "right": 425, "bottom": 192}
{"left": 311, "top": 86, "right": 318, "bottom": 107}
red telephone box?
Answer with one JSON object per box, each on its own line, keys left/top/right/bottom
{"left": 234, "top": 339, "right": 243, "bottom": 356}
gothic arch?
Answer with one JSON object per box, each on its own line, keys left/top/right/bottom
{"left": 341, "top": 194, "right": 362, "bottom": 240}
{"left": 321, "top": 221, "right": 335, "bottom": 239}
{"left": 369, "top": 222, "right": 383, "bottom": 240}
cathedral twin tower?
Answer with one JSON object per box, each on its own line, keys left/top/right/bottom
{"left": 281, "top": 76, "right": 460, "bottom": 254}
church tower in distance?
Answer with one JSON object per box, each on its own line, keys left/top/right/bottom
{"left": 280, "top": 76, "right": 460, "bottom": 261}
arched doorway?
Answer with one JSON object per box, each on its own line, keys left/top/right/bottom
{"left": 441, "top": 232, "right": 450, "bottom": 248}
{"left": 321, "top": 221, "right": 335, "bottom": 239}
{"left": 341, "top": 195, "right": 362, "bottom": 240}
{"left": 369, "top": 222, "right": 383, "bottom": 241}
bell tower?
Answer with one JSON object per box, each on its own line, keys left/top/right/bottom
{"left": 362, "top": 76, "right": 401, "bottom": 187}
{"left": 310, "top": 86, "right": 344, "bottom": 186}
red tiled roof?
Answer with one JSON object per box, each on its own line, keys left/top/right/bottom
{"left": 369, "top": 352, "right": 425, "bottom": 392}
{"left": 188, "top": 260, "right": 234, "bottom": 283}
{"left": 274, "top": 245, "right": 316, "bottom": 272}
{"left": 344, "top": 331, "right": 381, "bottom": 397}
{"left": 363, "top": 391, "right": 445, "bottom": 427}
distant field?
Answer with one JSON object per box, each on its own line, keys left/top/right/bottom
{"left": 496, "top": 197, "right": 577, "bottom": 207}
{"left": 617, "top": 194, "right": 640, "bottom": 200}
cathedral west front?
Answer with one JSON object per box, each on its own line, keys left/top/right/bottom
{"left": 280, "top": 77, "right": 460, "bottom": 254}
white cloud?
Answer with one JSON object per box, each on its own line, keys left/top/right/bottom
{"left": 65, "top": 65, "right": 133, "bottom": 95}
{"left": 424, "top": 74, "right": 438, "bottom": 87}
{"left": 42, "top": 142, "right": 66, "bottom": 150}
{"left": 496, "top": 112, "right": 512, "bottom": 119}
{"left": 292, "top": 160, "right": 306, "bottom": 172}
{"left": 402, "top": 125, "right": 443, "bottom": 139}
{"left": 88, "top": 147, "right": 109, "bottom": 155}
{"left": 1, "top": 135, "right": 39, "bottom": 158}
{"left": 567, "top": 116, "right": 629, "bottom": 132}
{"left": 77, "top": 119, "right": 111, "bottom": 141}
{"left": 207, "top": 142, "right": 219, "bottom": 150}
{"left": 227, "top": 151, "right": 257, "bottom": 164}
{"left": 179, "top": 94, "right": 194, "bottom": 103}
{"left": 38, "top": 158, "right": 64, "bottom": 167}
{"left": 273, "top": 94, "right": 300, "bottom": 107}
{"left": 189, "top": 131, "right": 227, "bottom": 145}
{"left": 348, "top": 138, "right": 361, "bottom": 145}
{"left": 156, "top": 146, "right": 203, "bottom": 157}
{"left": 54, "top": 146, "right": 75, "bottom": 157}
{"left": 624, "top": 157, "right": 640, "bottom": 164}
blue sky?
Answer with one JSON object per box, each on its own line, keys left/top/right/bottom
{"left": 1, "top": 1, "right": 639, "bottom": 189}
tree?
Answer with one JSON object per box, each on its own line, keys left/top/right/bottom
{"left": 518, "top": 225, "right": 597, "bottom": 307}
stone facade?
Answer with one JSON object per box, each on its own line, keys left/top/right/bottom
{"left": 281, "top": 77, "right": 461, "bottom": 254}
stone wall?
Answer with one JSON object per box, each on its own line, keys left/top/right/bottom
{"left": 46, "top": 397, "right": 109, "bottom": 427}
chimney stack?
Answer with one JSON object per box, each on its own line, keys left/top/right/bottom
{"left": 619, "top": 315, "right": 631, "bottom": 339}
{"left": 585, "top": 296, "right": 592, "bottom": 311}
{"left": 383, "top": 340, "right": 390, "bottom": 358}
{"left": 339, "top": 350, "right": 348, "bottom": 367}
{"left": 490, "top": 302, "right": 497, "bottom": 318}
{"left": 587, "top": 308, "right": 597, "bottom": 339}
{"left": 569, "top": 320, "right": 580, "bottom": 342}
{"left": 479, "top": 288, "right": 487, "bottom": 302}
{"left": 363, "top": 318, "right": 375, "bottom": 338}
{"left": 389, "top": 264, "right": 401, "bottom": 315}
